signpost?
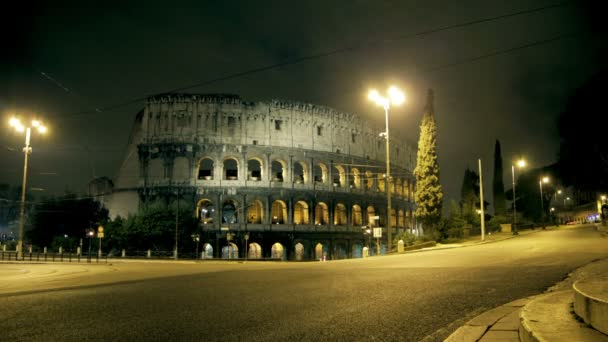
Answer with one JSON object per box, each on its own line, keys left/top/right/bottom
{"left": 97, "top": 225, "right": 104, "bottom": 258}
{"left": 373, "top": 227, "right": 382, "bottom": 255}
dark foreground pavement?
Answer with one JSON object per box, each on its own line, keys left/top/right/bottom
{"left": 0, "top": 224, "right": 605, "bottom": 341}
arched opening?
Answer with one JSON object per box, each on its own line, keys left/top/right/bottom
{"left": 247, "top": 200, "right": 263, "bottom": 224}
{"left": 248, "top": 243, "right": 262, "bottom": 259}
{"left": 351, "top": 243, "right": 363, "bottom": 258}
{"left": 197, "top": 199, "right": 214, "bottom": 224}
{"left": 202, "top": 243, "right": 213, "bottom": 259}
{"left": 367, "top": 206, "right": 376, "bottom": 226}
{"left": 398, "top": 210, "right": 405, "bottom": 227}
{"left": 247, "top": 159, "right": 262, "bottom": 181}
{"left": 271, "top": 200, "right": 287, "bottom": 224}
{"left": 271, "top": 243, "right": 284, "bottom": 260}
{"left": 332, "top": 165, "right": 345, "bottom": 187}
{"left": 334, "top": 203, "right": 347, "bottom": 225}
{"left": 222, "top": 200, "right": 238, "bottom": 223}
{"left": 352, "top": 205, "right": 363, "bottom": 226}
{"left": 335, "top": 242, "right": 348, "bottom": 259}
{"left": 314, "top": 202, "right": 329, "bottom": 225}
{"left": 377, "top": 174, "right": 386, "bottom": 192}
{"left": 404, "top": 179, "right": 409, "bottom": 199}
{"left": 293, "top": 161, "right": 307, "bottom": 184}
{"left": 223, "top": 158, "right": 238, "bottom": 180}
{"left": 390, "top": 209, "right": 397, "bottom": 228}
{"left": 314, "top": 163, "right": 327, "bottom": 183}
{"left": 294, "top": 243, "right": 305, "bottom": 261}
{"left": 294, "top": 201, "right": 309, "bottom": 225}
{"left": 149, "top": 158, "right": 164, "bottom": 181}
{"left": 365, "top": 171, "right": 374, "bottom": 190}
{"left": 198, "top": 157, "right": 214, "bottom": 180}
{"left": 271, "top": 160, "right": 284, "bottom": 182}
{"left": 351, "top": 168, "right": 361, "bottom": 189}
{"left": 221, "top": 242, "right": 238, "bottom": 259}
{"left": 314, "top": 243, "right": 326, "bottom": 260}
{"left": 396, "top": 179, "right": 403, "bottom": 196}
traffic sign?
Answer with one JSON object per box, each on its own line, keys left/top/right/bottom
{"left": 373, "top": 227, "right": 382, "bottom": 238}
{"left": 97, "top": 226, "right": 104, "bottom": 238}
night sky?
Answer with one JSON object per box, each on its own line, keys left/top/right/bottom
{"left": 2, "top": 0, "right": 606, "bottom": 206}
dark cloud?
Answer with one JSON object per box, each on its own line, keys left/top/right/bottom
{"left": 1, "top": 0, "right": 604, "bottom": 203}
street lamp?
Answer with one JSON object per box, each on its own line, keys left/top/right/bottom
{"left": 191, "top": 233, "right": 200, "bottom": 259}
{"left": 9, "top": 117, "right": 47, "bottom": 259}
{"left": 368, "top": 86, "right": 405, "bottom": 253}
{"left": 539, "top": 176, "right": 550, "bottom": 229}
{"left": 511, "top": 159, "right": 526, "bottom": 235}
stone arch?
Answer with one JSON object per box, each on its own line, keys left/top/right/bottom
{"left": 396, "top": 178, "right": 403, "bottom": 196}
{"left": 352, "top": 205, "right": 363, "bottom": 226}
{"left": 247, "top": 158, "right": 263, "bottom": 181}
{"left": 202, "top": 243, "right": 213, "bottom": 259}
{"left": 332, "top": 164, "right": 346, "bottom": 187}
{"left": 314, "top": 162, "right": 328, "bottom": 183}
{"left": 390, "top": 208, "right": 397, "bottom": 228}
{"left": 173, "top": 156, "right": 189, "bottom": 180}
{"left": 271, "top": 159, "right": 285, "bottom": 182}
{"left": 314, "top": 243, "right": 327, "bottom": 260}
{"left": 198, "top": 157, "right": 214, "bottom": 180}
{"left": 247, "top": 200, "right": 264, "bottom": 224}
{"left": 294, "top": 242, "right": 305, "bottom": 261}
{"left": 248, "top": 242, "right": 262, "bottom": 259}
{"left": 271, "top": 242, "right": 285, "bottom": 260}
{"left": 377, "top": 173, "right": 386, "bottom": 192}
{"left": 221, "top": 242, "right": 238, "bottom": 259}
{"left": 335, "top": 241, "right": 348, "bottom": 259}
{"left": 293, "top": 161, "right": 308, "bottom": 184}
{"left": 294, "top": 200, "right": 309, "bottom": 225}
{"left": 367, "top": 206, "right": 376, "bottom": 225}
{"left": 365, "top": 170, "right": 374, "bottom": 190}
{"left": 149, "top": 158, "right": 164, "bottom": 181}
{"left": 398, "top": 209, "right": 405, "bottom": 227}
{"left": 404, "top": 179, "right": 409, "bottom": 199}
{"left": 351, "top": 168, "right": 361, "bottom": 189}
{"left": 196, "top": 199, "right": 214, "bottom": 224}
{"left": 334, "top": 203, "right": 347, "bottom": 225}
{"left": 351, "top": 242, "right": 363, "bottom": 258}
{"left": 222, "top": 199, "right": 238, "bottom": 223}
{"left": 271, "top": 200, "right": 287, "bottom": 224}
{"left": 315, "top": 202, "right": 329, "bottom": 225}
{"left": 223, "top": 157, "right": 239, "bottom": 180}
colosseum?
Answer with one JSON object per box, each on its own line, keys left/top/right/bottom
{"left": 103, "top": 93, "right": 417, "bottom": 260}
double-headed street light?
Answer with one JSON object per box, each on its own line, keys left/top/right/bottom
{"left": 9, "top": 117, "right": 47, "bottom": 260}
{"left": 511, "top": 159, "right": 526, "bottom": 235}
{"left": 539, "top": 176, "right": 550, "bottom": 229}
{"left": 368, "top": 86, "right": 405, "bottom": 253}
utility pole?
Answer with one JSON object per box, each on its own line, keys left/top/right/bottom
{"left": 479, "top": 159, "right": 485, "bottom": 241}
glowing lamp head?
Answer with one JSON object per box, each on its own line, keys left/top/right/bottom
{"left": 32, "top": 120, "right": 40, "bottom": 127}
{"left": 602, "top": 195, "right": 606, "bottom": 200}
{"left": 542, "top": 177, "right": 549, "bottom": 184}
{"left": 368, "top": 89, "right": 386, "bottom": 106}
{"left": 558, "top": 190, "right": 562, "bottom": 194}
{"left": 388, "top": 86, "right": 405, "bottom": 106}
{"left": 9, "top": 117, "right": 21, "bottom": 127}
{"left": 517, "top": 159, "right": 526, "bottom": 168}
{"left": 37, "top": 125, "right": 47, "bottom": 134}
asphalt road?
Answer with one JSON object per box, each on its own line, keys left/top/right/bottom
{"left": 1, "top": 225, "right": 606, "bottom": 342}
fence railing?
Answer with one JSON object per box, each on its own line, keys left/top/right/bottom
{"left": 0, "top": 251, "right": 108, "bottom": 263}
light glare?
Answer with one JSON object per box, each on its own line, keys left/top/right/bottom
{"left": 542, "top": 176, "right": 549, "bottom": 183}
{"left": 388, "top": 86, "right": 405, "bottom": 105}
{"left": 32, "top": 120, "right": 40, "bottom": 127}
{"left": 16, "top": 125, "right": 25, "bottom": 132}
{"left": 38, "top": 126, "right": 47, "bottom": 134}
{"left": 9, "top": 118, "right": 21, "bottom": 127}
{"left": 517, "top": 159, "right": 526, "bottom": 168}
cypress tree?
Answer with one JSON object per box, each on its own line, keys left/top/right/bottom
{"left": 492, "top": 140, "right": 506, "bottom": 216}
{"left": 414, "top": 89, "right": 444, "bottom": 230}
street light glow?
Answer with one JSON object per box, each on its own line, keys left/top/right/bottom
{"left": 388, "top": 86, "right": 405, "bottom": 105}
{"left": 38, "top": 125, "right": 47, "bottom": 134}
{"left": 9, "top": 117, "right": 21, "bottom": 127}
{"left": 542, "top": 176, "right": 549, "bottom": 183}
{"left": 368, "top": 89, "right": 385, "bottom": 106}
{"left": 517, "top": 159, "right": 526, "bottom": 168}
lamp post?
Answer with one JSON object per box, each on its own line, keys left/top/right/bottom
{"left": 368, "top": 86, "right": 405, "bottom": 253}
{"left": 539, "top": 176, "right": 550, "bottom": 229}
{"left": 9, "top": 117, "right": 47, "bottom": 260}
{"left": 511, "top": 159, "right": 526, "bottom": 235}
{"left": 191, "top": 233, "right": 200, "bottom": 259}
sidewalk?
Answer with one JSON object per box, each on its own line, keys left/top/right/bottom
{"left": 445, "top": 225, "right": 608, "bottom": 342}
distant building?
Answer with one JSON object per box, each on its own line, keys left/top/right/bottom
{"left": 101, "top": 94, "right": 417, "bottom": 260}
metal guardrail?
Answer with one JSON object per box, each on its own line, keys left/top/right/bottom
{"left": 0, "top": 251, "right": 108, "bottom": 263}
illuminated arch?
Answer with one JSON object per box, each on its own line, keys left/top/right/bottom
{"left": 352, "top": 205, "right": 363, "bottom": 226}
{"left": 334, "top": 203, "right": 347, "bottom": 225}
{"left": 223, "top": 157, "right": 239, "bottom": 180}
{"left": 294, "top": 201, "right": 309, "bottom": 225}
{"left": 351, "top": 168, "right": 361, "bottom": 189}
{"left": 198, "top": 157, "right": 214, "bottom": 180}
{"left": 247, "top": 200, "right": 264, "bottom": 224}
{"left": 196, "top": 199, "right": 214, "bottom": 224}
{"left": 271, "top": 200, "right": 287, "bottom": 224}
{"left": 247, "top": 158, "right": 263, "bottom": 180}
{"left": 315, "top": 202, "right": 329, "bottom": 225}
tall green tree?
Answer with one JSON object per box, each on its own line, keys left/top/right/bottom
{"left": 414, "top": 89, "right": 444, "bottom": 231}
{"left": 492, "top": 140, "right": 506, "bottom": 216}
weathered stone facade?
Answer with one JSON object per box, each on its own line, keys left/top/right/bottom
{"left": 105, "top": 94, "right": 417, "bottom": 260}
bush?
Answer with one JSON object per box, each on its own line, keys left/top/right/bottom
{"left": 447, "top": 227, "right": 463, "bottom": 239}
